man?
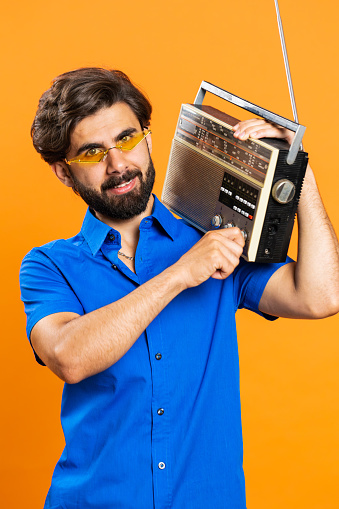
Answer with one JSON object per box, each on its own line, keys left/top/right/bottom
{"left": 20, "top": 67, "right": 339, "bottom": 509}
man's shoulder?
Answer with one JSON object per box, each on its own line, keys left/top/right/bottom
{"left": 22, "top": 232, "right": 87, "bottom": 265}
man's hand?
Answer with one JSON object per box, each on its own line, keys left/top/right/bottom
{"left": 233, "top": 118, "right": 294, "bottom": 146}
{"left": 170, "top": 227, "right": 245, "bottom": 289}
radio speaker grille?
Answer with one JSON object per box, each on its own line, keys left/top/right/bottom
{"left": 162, "top": 140, "right": 225, "bottom": 232}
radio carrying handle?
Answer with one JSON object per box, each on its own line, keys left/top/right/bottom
{"left": 194, "top": 80, "right": 305, "bottom": 165}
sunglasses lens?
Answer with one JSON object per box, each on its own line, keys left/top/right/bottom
{"left": 77, "top": 149, "right": 105, "bottom": 163}
{"left": 120, "top": 132, "right": 145, "bottom": 151}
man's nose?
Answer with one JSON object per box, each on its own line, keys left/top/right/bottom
{"left": 105, "top": 147, "right": 129, "bottom": 174}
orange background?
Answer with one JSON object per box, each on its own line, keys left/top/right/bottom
{"left": 1, "top": 0, "right": 338, "bottom": 507}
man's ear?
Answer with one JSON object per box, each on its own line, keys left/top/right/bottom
{"left": 51, "top": 162, "right": 74, "bottom": 188}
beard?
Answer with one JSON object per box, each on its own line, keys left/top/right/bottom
{"left": 69, "top": 158, "right": 156, "bottom": 220}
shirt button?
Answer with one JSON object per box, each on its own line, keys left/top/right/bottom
{"left": 157, "top": 408, "right": 164, "bottom": 416}
{"left": 155, "top": 353, "right": 162, "bottom": 360}
{"left": 158, "top": 462, "right": 166, "bottom": 470}
{"left": 111, "top": 264, "right": 118, "bottom": 270}
{"left": 108, "top": 233, "right": 115, "bottom": 241}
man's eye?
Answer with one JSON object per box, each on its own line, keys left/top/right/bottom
{"left": 85, "top": 148, "right": 103, "bottom": 157}
{"left": 119, "top": 134, "right": 139, "bottom": 151}
{"left": 120, "top": 135, "right": 132, "bottom": 144}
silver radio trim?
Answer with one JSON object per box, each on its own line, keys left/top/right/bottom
{"left": 194, "top": 81, "right": 305, "bottom": 166}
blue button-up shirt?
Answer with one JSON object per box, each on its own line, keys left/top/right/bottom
{"left": 20, "top": 195, "right": 289, "bottom": 509}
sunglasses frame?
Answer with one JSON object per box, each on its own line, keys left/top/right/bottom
{"left": 65, "top": 129, "right": 151, "bottom": 165}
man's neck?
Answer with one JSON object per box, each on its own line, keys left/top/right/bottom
{"left": 94, "top": 194, "right": 155, "bottom": 249}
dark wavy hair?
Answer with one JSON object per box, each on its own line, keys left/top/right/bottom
{"left": 31, "top": 67, "right": 152, "bottom": 164}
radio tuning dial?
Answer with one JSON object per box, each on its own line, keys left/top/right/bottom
{"left": 240, "top": 228, "right": 248, "bottom": 241}
{"left": 272, "top": 179, "right": 296, "bottom": 204}
{"left": 211, "top": 214, "right": 223, "bottom": 228}
{"left": 223, "top": 221, "right": 235, "bottom": 229}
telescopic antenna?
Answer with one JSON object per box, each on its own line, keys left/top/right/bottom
{"left": 274, "top": 0, "right": 303, "bottom": 149}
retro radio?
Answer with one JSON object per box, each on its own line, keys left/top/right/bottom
{"left": 161, "top": 2, "right": 308, "bottom": 263}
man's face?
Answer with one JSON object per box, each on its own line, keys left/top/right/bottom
{"left": 64, "top": 102, "right": 155, "bottom": 221}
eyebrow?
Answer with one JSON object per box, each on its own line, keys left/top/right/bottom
{"left": 74, "top": 127, "right": 138, "bottom": 157}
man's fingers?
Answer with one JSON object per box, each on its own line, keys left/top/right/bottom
{"left": 233, "top": 119, "right": 267, "bottom": 130}
{"left": 204, "top": 230, "right": 244, "bottom": 278}
{"left": 175, "top": 228, "right": 245, "bottom": 288}
{"left": 210, "top": 245, "right": 243, "bottom": 280}
{"left": 233, "top": 118, "right": 292, "bottom": 143}
{"left": 233, "top": 119, "right": 268, "bottom": 137}
{"left": 211, "top": 236, "right": 244, "bottom": 262}
{"left": 206, "top": 227, "right": 245, "bottom": 248}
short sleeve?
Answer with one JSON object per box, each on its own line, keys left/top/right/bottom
{"left": 233, "top": 256, "right": 294, "bottom": 320}
{"left": 20, "top": 249, "right": 84, "bottom": 364}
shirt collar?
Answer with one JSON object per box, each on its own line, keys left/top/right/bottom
{"left": 149, "top": 195, "right": 178, "bottom": 241}
{"left": 81, "top": 209, "right": 113, "bottom": 256}
{"left": 81, "top": 195, "right": 178, "bottom": 256}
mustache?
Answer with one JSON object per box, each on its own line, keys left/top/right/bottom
{"left": 101, "top": 169, "right": 142, "bottom": 192}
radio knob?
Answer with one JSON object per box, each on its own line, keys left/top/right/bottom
{"left": 272, "top": 179, "right": 296, "bottom": 204}
{"left": 211, "top": 214, "right": 223, "bottom": 228}
{"left": 223, "top": 221, "right": 235, "bottom": 229}
{"left": 240, "top": 228, "right": 248, "bottom": 241}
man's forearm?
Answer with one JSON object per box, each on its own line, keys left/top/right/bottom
{"left": 33, "top": 227, "right": 245, "bottom": 383}
{"left": 41, "top": 265, "right": 187, "bottom": 383}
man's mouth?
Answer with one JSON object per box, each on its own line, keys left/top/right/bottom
{"left": 107, "top": 177, "right": 137, "bottom": 195}
{"left": 114, "top": 179, "right": 133, "bottom": 189}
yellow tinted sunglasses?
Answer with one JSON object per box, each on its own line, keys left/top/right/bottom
{"left": 65, "top": 129, "right": 151, "bottom": 165}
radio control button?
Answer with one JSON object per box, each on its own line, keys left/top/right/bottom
{"left": 211, "top": 214, "right": 223, "bottom": 228}
{"left": 240, "top": 228, "right": 248, "bottom": 241}
{"left": 272, "top": 179, "right": 295, "bottom": 204}
{"left": 223, "top": 221, "right": 235, "bottom": 229}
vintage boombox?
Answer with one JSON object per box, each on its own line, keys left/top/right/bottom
{"left": 162, "top": 81, "right": 308, "bottom": 263}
